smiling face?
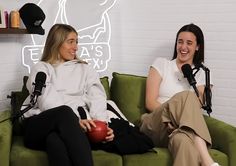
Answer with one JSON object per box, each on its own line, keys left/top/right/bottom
{"left": 176, "top": 31, "right": 199, "bottom": 65}
{"left": 59, "top": 32, "right": 78, "bottom": 62}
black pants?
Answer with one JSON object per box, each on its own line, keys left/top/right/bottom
{"left": 23, "top": 105, "right": 93, "bottom": 166}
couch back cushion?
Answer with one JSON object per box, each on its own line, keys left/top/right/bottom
{"left": 110, "top": 72, "right": 147, "bottom": 126}
{"left": 100, "top": 76, "right": 110, "bottom": 100}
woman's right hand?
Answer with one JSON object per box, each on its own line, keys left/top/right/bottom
{"left": 105, "top": 127, "right": 114, "bottom": 142}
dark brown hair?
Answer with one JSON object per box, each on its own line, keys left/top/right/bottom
{"left": 172, "top": 23, "right": 204, "bottom": 66}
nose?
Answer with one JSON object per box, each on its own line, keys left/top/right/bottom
{"left": 180, "top": 42, "right": 188, "bottom": 50}
{"left": 73, "top": 43, "right": 78, "bottom": 51}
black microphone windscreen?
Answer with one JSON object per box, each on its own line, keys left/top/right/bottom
{"left": 35, "top": 72, "right": 46, "bottom": 83}
{"left": 34, "top": 72, "right": 46, "bottom": 96}
{"left": 181, "top": 64, "right": 192, "bottom": 78}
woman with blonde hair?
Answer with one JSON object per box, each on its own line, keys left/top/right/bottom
{"left": 22, "top": 23, "right": 114, "bottom": 166}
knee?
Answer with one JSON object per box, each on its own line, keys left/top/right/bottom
{"left": 46, "top": 132, "right": 58, "bottom": 145}
{"left": 175, "top": 90, "right": 195, "bottom": 99}
{"left": 169, "top": 132, "right": 201, "bottom": 163}
{"left": 169, "top": 132, "right": 192, "bottom": 150}
{"left": 55, "top": 105, "right": 78, "bottom": 121}
{"left": 171, "top": 90, "right": 200, "bottom": 108}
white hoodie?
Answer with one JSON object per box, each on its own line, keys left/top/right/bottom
{"left": 22, "top": 60, "right": 108, "bottom": 122}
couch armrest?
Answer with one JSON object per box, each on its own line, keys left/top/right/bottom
{"left": 0, "top": 110, "right": 12, "bottom": 166}
{"left": 205, "top": 116, "right": 236, "bottom": 166}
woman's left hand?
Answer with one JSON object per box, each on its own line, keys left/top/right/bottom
{"left": 105, "top": 127, "right": 114, "bottom": 142}
{"left": 79, "top": 119, "right": 96, "bottom": 132}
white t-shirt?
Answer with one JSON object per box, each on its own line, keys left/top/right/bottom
{"left": 151, "top": 57, "right": 211, "bottom": 104}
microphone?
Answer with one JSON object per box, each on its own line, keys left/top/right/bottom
{"left": 11, "top": 72, "right": 47, "bottom": 122}
{"left": 30, "top": 71, "right": 47, "bottom": 104}
{"left": 181, "top": 64, "right": 199, "bottom": 97}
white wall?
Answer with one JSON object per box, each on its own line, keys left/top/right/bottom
{"left": 1, "top": 0, "right": 236, "bottom": 127}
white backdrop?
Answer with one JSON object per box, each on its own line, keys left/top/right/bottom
{"left": 0, "top": 0, "right": 236, "bottom": 126}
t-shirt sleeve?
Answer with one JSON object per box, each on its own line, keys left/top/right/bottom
{"left": 151, "top": 57, "right": 167, "bottom": 78}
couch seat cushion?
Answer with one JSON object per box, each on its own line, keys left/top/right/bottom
{"left": 209, "top": 149, "right": 228, "bottom": 166}
{"left": 11, "top": 136, "right": 122, "bottom": 166}
{"left": 123, "top": 148, "right": 172, "bottom": 166}
{"left": 10, "top": 136, "right": 48, "bottom": 166}
{"left": 122, "top": 147, "right": 228, "bottom": 166}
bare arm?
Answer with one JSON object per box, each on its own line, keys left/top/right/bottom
{"left": 145, "top": 67, "right": 162, "bottom": 112}
{"left": 197, "top": 85, "right": 205, "bottom": 103}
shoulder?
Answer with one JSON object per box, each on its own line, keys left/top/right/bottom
{"left": 151, "top": 57, "right": 171, "bottom": 72}
{"left": 34, "top": 61, "right": 48, "bottom": 67}
{"left": 71, "top": 60, "right": 98, "bottom": 77}
{"left": 32, "top": 61, "right": 53, "bottom": 73}
{"left": 73, "top": 60, "right": 93, "bottom": 71}
{"left": 65, "top": 60, "right": 89, "bottom": 68}
{"left": 29, "top": 61, "right": 56, "bottom": 81}
{"left": 152, "top": 57, "right": 170, "bottom": 66}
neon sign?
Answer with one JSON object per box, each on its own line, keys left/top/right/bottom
{"left": 22, "top": 0, "right": 116, "bottom": 73}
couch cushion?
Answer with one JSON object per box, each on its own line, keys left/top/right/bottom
{"left": 110, "top": 72, "right": 147, "bottom": 126}
{"left": 11, "top": 136, "right": 228, "bottom": 166}
{"left": 0, "top": 110, "right": 12, "bottom": 166}
{"left": 11, "top": 137, "right": 49, "bottom": 166}
{"left": 123, "top": 148, "right": 172, "bottom": 166}
{"left": 209, "top": 149, "right": 228, "bottom": 166}
{"left": 100, "top": 76, "right": 110, "bottom": 100}
{"left": 11, "top": 136, "right": 122, "bottom": 166}
{"left": 122, "top": 147, "right": 228, "bottom": 166}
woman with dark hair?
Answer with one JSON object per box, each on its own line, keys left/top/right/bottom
{"left": 140, "top": 23, "right": 219, "bottom": 166}
{"left": 172, "top": 23, "right": 205, "bottom": 66}
{"left": 22, "top": 23, "right": 114, "bottom": 166}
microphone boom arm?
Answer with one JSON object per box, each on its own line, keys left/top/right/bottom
{"left": 195, "top": 64, "right": 212, "bottom": 116}
{"left": 201, "top": 66, "right": 212, "bottom": 116}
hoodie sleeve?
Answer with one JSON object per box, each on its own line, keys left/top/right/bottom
{"left": 83, "top": 65, "right": 108, "bottom": 122}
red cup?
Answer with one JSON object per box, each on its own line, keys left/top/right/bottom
{"left": 87, "top": 120, "right": 108, "bottom": 143}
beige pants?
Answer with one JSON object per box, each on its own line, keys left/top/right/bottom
{"left": 140, "top": 91, "right": 211, "bottom": 166}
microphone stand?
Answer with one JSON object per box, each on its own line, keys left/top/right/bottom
{"left": 201, "top": 65, "right": 212, "bottom": 116}
{"left": 193, "top": 64, "right": 212, "bottom": 116}
{"left": 0, "top": 93, "right": 38, "bottom": 124}
{"left": 12, "top": 96, "right": 38, "bottom": 123}
{"left": 14, "top": 74, "right": 46, "bottom": 122}
{"left": 1, "top": 73, "right": 46, "bottom": 124}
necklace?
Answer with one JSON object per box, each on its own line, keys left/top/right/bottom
{"left": 176, "top": 72, "right": 184, "bottom": 81}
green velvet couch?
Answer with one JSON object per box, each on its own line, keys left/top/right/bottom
{"left": 0, "top": 72, "right": 236, "bottom": 166}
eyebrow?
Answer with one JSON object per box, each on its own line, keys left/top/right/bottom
{"left": 65, "top": 38, "right": 78, "bottom": 43}
{"left": 178, "top": 39, "right": 193, "bottom": 43}
{"left": 66, "top": 38, "right": 76, "bottom": 41}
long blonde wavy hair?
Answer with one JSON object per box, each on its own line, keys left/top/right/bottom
{"left": 41, "top": 23, "right": 86, "bottom": 64}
